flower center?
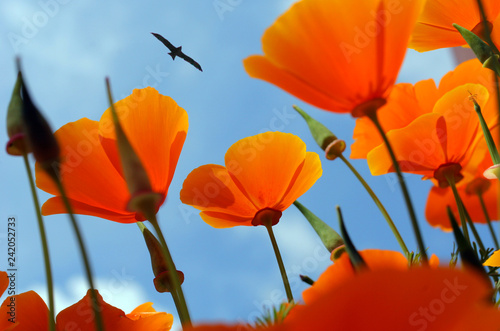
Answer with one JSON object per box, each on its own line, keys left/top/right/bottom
{"left": 251, "top": 208, "right": 282, "bottom": 227}
{"left": 433, "top": 163, "right": 463, "bottom": 188}
{"left": 465, "top": 177, "right": 491, "bottom": 196}
{"left": 351, "top": 98, "right": 387, "bottom": 118}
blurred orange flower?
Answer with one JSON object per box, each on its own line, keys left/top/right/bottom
{"left": 367, "top": 83, "right": 494, "bottom": 187}
{"left": 351, "top": 59, "right": 497, "bottom": 159}
{"left": 35, "top": 87, "right": 188, "bottom": 223}
{"left": 286, "top": 267, "right": 500, "bottom": 331}
{"left": 410, "top": 0, "right": 500, "bottom": 51}
{"left": 243, "top": 0, "right": 425, "bottom": 116}
{"left": 0, "top": 289, "right": 173, "bottom": 331}
{"left": 180, "top": 132, "right": 321, "bottom": 228}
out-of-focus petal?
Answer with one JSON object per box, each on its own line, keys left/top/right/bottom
{"left": 0, "top": 291, "right": 48, "bottom": 331}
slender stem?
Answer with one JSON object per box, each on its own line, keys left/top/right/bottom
{"left": 464, "top": 207, "right": 486, "bottom": 253}
{"left": 53, "top": 176, "right": 104, "bottom": 331}
{"left": 264, "top": 223, "right": 293, "bottom": 303}
{"left": 339, "top": 154, "right": 409, "bottom": 256}
{"left": 446, "top": 176, "right": 470, "bottom": 245}
{"left": 149, "top": 215, "right": 191, "bottom": 328}
{"left": 477, "top": 192, "right": 500, "bottom": 249}
{"left": 23, "top": 154, "right": 55, "bottom": 331}
{"left": 368, "top": 112, "right": 427, "bottom": 262}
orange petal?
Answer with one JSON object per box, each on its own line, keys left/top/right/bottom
{"left": 0, "top": 291, "right": 48, "bottom": 331}
{"left": 224, "top": 132, "right": 309, "bottom": 210}
{"left": 287, "top": 267, "right": 500, "bottom": 331}
{"left": 410, "top": 0, "right": 500, "bottom": 51}
{"left": 484, "top": 250, "right": 500, "bottom": 267}
{"left": 0, "top": 272, "right": 7, "bottom": 297}
{"left": 275, "top": 151, "right": 322, "bottom": 210}
{"left": 367, "top": 113, "right": 446, "bottom": 177}
{"left": 180, "top": 164, "right": 256, "bottom": 220}
{"left": 35, "top": 118, "right": 131, "bottom": 217}
{"left": 244, "top": 0, "right": 425, "bottom": 114}
{"left": 42, "top": 197, "right": 137, "bottom": 223}
{"left": 56, "top": 290, "right": 173, "bottom": 331}
{"left": 351, "top": 79, "right": 438, "bottom": 159}
{"left": 302, "top": 249, "right": 408, "bottom": 304}
{"left": 432, "top": 84, "right": 488, "bottom": 166}
{"left": 99, "top": 87, "right": 189, "bottom": 197}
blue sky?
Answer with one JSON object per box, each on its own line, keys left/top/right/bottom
{"left": 0, "top": 0, "right": 492, "bottom": 329}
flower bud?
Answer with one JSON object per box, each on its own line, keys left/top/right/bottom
{"left": 6, "top": 71, "right": 30, "bottom": 156}
{"left": 21, "top": 81, "right": 60, "bottom": 179}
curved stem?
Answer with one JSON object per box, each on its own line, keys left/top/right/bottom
{"left": 339, "top": 154, "right": 409, "bottom": 256}
{"left": 53, "top": 175, "right": 104, "bottom": 331}
{"left": 446, "top": 176, "right": 470, "bottom": 245}
{"left": 264, "top": 223, "right": 293, "bottom": 303}
{"left": 368, "top": 112, "right": 427, "bottom": 262}
{"left": 149, "top": 215, "right": 191, "bottom": 328}
{"left": 463, "top": 207, "right": 486, "bottom": 253}
{"left": 23, "top": 154, "right": 55, "bottom": 331}
{"left": 477, "top": 192, "right": 500, "bottom": 249}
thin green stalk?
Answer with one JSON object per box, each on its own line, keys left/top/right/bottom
{"left": 464, "top": 208, "right": 486, "bottom": 253}
{"left": 53, "top": 176, "right": 104, "bottom": 331}
{"left": 338, "top": 154, "right": 409, "bottom": 256}
{"left": 148, "top": 215, "right": 191, "bottom": 328}
{"left": 477, "top": 192, "right": 500, "bottom": 249}
{"left": 23, "top": 153, "right": 55, "bottom": 331}
{"left": 368, "top": 112, "right": 427, "bottom": 262}
{"left": 264, "top": 222, "right": 293, "bottom": 303}
{"left": 446, "top": 176, "right": 470, "bottom": 245}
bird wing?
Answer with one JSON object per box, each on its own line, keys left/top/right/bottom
{"left": 151, "top": 32, "right": 176, "bottom": 52}
{"left": 178, "top": 52, "right": 203, "bottom": 72}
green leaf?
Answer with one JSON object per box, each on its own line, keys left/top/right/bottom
{"left": 293, "top": 105, "right": 337, "bottom": 150}
{"left": 337, "top": 206, "right": 366, "bottom": 271}
{"left": 293, "top": 200, "right": 344, "bottom": 253}
{"left": 453, "top": 23, "right": 492, "bottom": 63}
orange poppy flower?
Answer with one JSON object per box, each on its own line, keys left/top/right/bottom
{"left": 243, "top": 0, "right": 425, "bottom": 115}
{"left": 0, "top": 289, "right": 173, "bottom": 331}
{"left": 285, "top": 267, "right": 500, "bottom": 331}
{"left": 302, "top": 249, "right": 440, "bottom": 304}
{"left": 351, "top": 58, "right": 497, "bottom": 159}
{"left": 484, "top": 250, "right": 500, "bottom": 266}
{"left": 35, "top": 87, "right": 188, "bottom": 223}
{"left": 180, "top": 132, "right": 322, "bottom": 228}
{"left": 367, "top": 83, "right": 493, "bottom": 187}
{"left": 410, "top": 0, "right": 500, "bottom": 52}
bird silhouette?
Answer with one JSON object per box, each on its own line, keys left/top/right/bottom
{"left": 152, "top": 33, "right": 203, "bottom": 72}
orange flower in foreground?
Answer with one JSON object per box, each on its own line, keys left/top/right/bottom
{"left": 0, "top": 289, "right": 173, "bottom": 331}
{"left": 351, "top": 58, "right": 497, "bottom": 159}
{"left": 367, "top": 83, "right": 493, "bottom": 187}
{"left": 243, "top": 0, "right": 425, "bottom": 115}
{"left": 180, "top": 132, "right": 322, "bottom": 228}
{"left": 285, "top": 267, "right": 500, "bottom": 331}
{"left": 410, "top": 0, "right": 500, "bottom": 51}
{"left": 426, "top": 153, "right": 499, "bottom": 230}
{"left": 35, "top": 87, "right": 188, "bottom": 223}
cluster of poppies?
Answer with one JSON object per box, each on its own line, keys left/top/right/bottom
{"left": 5, "top": 0, "right": 500, "bottom": 330}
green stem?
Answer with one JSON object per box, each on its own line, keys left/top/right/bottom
{"left": 23, "top": 154, "right": 55, "bottom": 331}
{"left": 446, "top": 176, "right": 470, "bottom": 245}
{"left": 464, "top": 207, "right": 486, "bottom": 253}
{"left": 53, "top": 176, "right": 104, "bottom": 331}
{"left": 368, "top": 112, "right": 427, "bottom": 262}
{"left": 264, "top": 222, "right": 293, "bottom": 303}
{"left": 471, "top": 95, "right": 500, "bottom": 164}
{"left": 339, "top": 154, "right": 409, "bottom": 256}
{"left": 477, "top": 192, "right": 500, "bottom": 249}
{"left": 149, "top": 215, "right": 191, "bottom": 328}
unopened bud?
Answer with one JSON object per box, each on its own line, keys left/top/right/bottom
{"left": 325, "top": 139, "right": 346, "bottom": 160}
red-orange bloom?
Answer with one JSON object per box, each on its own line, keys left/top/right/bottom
{"left": 243, "top": 0, "right": 425, "bottom": 115}
{"left": 410, "top": 0, "right": 500, "bottom": 51}
{"left": 0, "top": 289, "right": 173, "bottom": 331}
{"left": 35, "top": 87, "right": 188, "bottom": 223}
{"left": 351, "top": 58, "right": 498, "bottom": 159}
{"left": 367, "top": 83, "right": 494, "bottom": 187}
{"left": 426, "top": 142, "right": 498, "bottom": 230}
{"left": 180, "top": 132, "right": 322, "bottom": 228}
{"left": 286, "top": 267, "right": 500, "bottom": 331}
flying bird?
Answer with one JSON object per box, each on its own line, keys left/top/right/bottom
{"left": 151, "top": 32, "right": 203, "bottom": 72}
